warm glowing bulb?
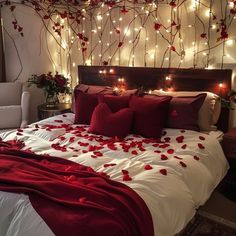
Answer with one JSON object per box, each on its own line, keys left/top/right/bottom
{"left": 205, "top": 9, "right": 211, "bottom": 17}
{"left": 72, "top": 62, "right": 76, "bottom": 67}
{"left": 226, "top": 39, "right": 234, "bottom": 46}
{"left": 219, "top": 83, "right": 223, "bottom": 88}
{"left": 211, "top": 24, "right": 216, "bottom": 29}
{"left": 109, "top": 69, "right": 114, "bottom": 73}
{"left": 97, "top": 14, "right": 103, "bottom": 21}
{"left": 165, "top": 76, "right": 171, "bottom": 81}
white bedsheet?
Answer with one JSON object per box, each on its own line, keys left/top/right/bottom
{"left": 0, "top": 113, "right": 229, "bottom": 236}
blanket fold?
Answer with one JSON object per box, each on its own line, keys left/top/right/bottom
{"left": 0, "top": 142, "right": 154, "bottom": 236}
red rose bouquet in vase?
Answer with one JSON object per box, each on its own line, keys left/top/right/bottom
{"left": 28, "top": 72, "right": 71, "bottom": 107}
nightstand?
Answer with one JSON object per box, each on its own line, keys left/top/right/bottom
{"left": 221, "top": 127, "right": 236, "bottom": 202}
{"left": 37, "top": 103, "right": 72, "bottom": 120}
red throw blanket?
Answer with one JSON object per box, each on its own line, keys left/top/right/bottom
{"left": 0, "top": 143, "right": 154, "bottom": 236}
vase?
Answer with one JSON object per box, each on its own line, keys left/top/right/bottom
{"left": 45, "top": 93, "right": 59, "bottom": 108}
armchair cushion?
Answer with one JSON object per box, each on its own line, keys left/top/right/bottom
{"left": 0, "top": 82, "right": 30, "bottom": 129}
{"left": 0, "top": 105, "right": 21, "bottom": 129}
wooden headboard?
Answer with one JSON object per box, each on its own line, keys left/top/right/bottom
{"left": 78, "top": 65, "right": 233, "bottom": 132}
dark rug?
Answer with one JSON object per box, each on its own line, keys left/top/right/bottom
{"left": 180, "top": 214, "right": 236, "bottom": 236}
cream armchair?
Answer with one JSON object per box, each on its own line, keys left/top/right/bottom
{"left": 0, "top": 82, "right": 30, "bottom": 130}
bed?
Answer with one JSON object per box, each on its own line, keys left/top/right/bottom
{"left": 0, "top": 66, "right": 233, "bottom": 236}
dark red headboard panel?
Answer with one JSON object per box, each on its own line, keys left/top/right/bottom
{"left": 78, "top": 66, "right": 232, "bottom": 131}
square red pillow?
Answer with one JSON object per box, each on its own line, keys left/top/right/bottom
{"left": 74, "top": 91, "right": 98, "bottom": 124}
{"left": 98, "top": 95, "right": 130, "bottom": 113}
{"left": 129, "top": 95, "right": 172, "bottom": 138}
{"left": 89, "top": 103, "right": 133, "bottom": 138}
{"left": 168, "top": 93, "right": 207, "bottom": 131}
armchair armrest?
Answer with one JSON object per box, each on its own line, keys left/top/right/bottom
{"left": 21, "top": 91, "right": 31, "bottom": 128}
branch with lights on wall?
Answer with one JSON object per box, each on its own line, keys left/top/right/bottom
{"left": 1, "top": 0, "right": 236, "bottom": 87}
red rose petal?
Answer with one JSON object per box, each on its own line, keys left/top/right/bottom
{"left": 131, "top": 150, "right": 138, "bottom": 155}
{"left": 176, "top": 136, "right": 184, "bottom": 143}
{"left": 104, "top": 163, "right": 117, "bottom": 168}
{"left": 62, "top": 114, "right": 67, "bottom": 117}
{"left": 144, "top": 164, "right": 153, "bottom": 170}
{"left": 164, "top": 137, "right": 171, "bottom": 142}
{"left": 161, "top": 154, "right": 168, "bottom": 160}
{"left": 160, "top": 169, "right": 167, "bottom": 175}
{"left": 179, "top": 161, "right": 187, "bottom": 168}
{"left": 123, "top": 174, "right": 132, "bottom": 181}
{"left": 122, "top": 169, "right": 129, "bottom": 175}
{"left": 174, "top": 155, "right": 182, "bottom": 160}
{"left": 54, "top": 120, "right": 63, "bottom": 123}
{"left": 180, "top": 130, "right": 186, "bottom": 133}
{"left": 199, "top": 136, "right": 205, "bottom": 141}
{"left": 194, "top": 155, "right": 200, "bottom": 160}
{"left": 181, "top": 144, "right": 187, "bottom": 149}
{"left": 93, "top": 151, "right": 103, "bottom": 157}
{"left": 159, "top": 144, "right": 170, "bottom": 148}
{"left": 167, "top": 149, "right": 174, "bottom": 154}
{"left": 154, "top": 150, "right": 161, "bottom": 153}
{"left": 198, "top": 143, "right": 205, "bottom": 149}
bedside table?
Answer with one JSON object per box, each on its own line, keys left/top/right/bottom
{"left": 37, "top": 103, "right": 72, "bottom": 120}
{"left": 221, "top": 127, "right": 236, "bottom": 202}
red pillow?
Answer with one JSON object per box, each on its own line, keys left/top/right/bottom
{"left": 98, "top": 95, "right": 130, "bottom": 113}
{"left": 74, "top": 91, "right": 98, "bottom": 124}
{"left": 129, "top": 95, "right": 172, "bottom": 138}
{"left": 168, "top": 93, "right": 207, "bottom": 131}
{"left": 89, "top": 103, "right": 133, "bottom": 138}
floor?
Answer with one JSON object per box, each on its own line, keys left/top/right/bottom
{"left": 199, "top": 189, "right": 236, "bottom": 228}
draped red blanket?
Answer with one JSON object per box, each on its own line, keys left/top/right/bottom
{"left": 0, "top": 143, "right": 154, "bottom": 236}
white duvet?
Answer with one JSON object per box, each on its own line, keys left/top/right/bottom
{"left": 0, "top": 113, "right": 229, "bottom": 236}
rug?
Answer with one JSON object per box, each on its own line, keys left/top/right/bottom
{"left": 180, "top": 214, "right": 236, "bottom": 236}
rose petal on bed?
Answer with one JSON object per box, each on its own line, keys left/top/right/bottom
{"left": 194, "top": 155, "right": 200, "bottom": 160}
{"left": 160, "top": 169, "right": 167, "bottom": 175}
{"left": 154, "top": 150, "right": 161, "bottom": 153}
{"left": 32, "top": 128, "right": 39, "bottom": 132}
{"left": 198, "top": 143, "right": 205, "bottom": 149}
{"left": 17, "top": 129, "right": 23, "bottom": 132}
{"left": 199, "top": 136, "right": 205, "bottom": 141}
{"left": 164, "top": 137, "right": 171, "bottom": 142}
{"left": 62, "top": 114, "right": 67, "bottom": 117}
{"left": 54, "top": 120, "right": 63, "bottom": 123}
{"left": 176, "top": 136, "right": 184, "bottom": 143}
{"left": 152, "top": 143, "right": 159, "bottom": 147}
{"left": 179, "top": 161, "right": 187, "bottom": 168}
{"left": 159, "top": 144, "right": 170, "bottom": 149}
{"left": 181, "top": 144, "right": 187, "bottom": 149}
{"left": 91, "top": 155, "right": 97, "bottom": 158}
{"left": 123, "top": 174, "right": 132, "bottom": 181}
{"left": 82, "top": 150, "right": 88, "bottom": 153}
{"left": 161, "top": 154, "right": 168, "bottom": 160}
{"left": 144, "top": 164, "right": 153, "bottom": 170}
{"left": 16, "top": 132, "right": 23, "bottom": 136}
{"left": 35, "top": 124, "right": 39, "bottom": 128}
{"left": 174, "top": 155, "right": 183, "bottom": 160}
{"left": 93, "top": 151, "right": 103, "bottom": 157}
{"left": 180, "top": 130, "right": 186, "bottom": 133}
{"left": 104, "top": 163, "right": 117, "bottom": 168}
{"left": 139, "top": 147, "right": 146, "bottom": 152}
{"left": 131, "top": 150, "right": 138, "bottom": 155}
{"left": 167, "top": 149, "right": 174, "bottom": 154}
{"left": 69, "top": 137, "right": 75, "bottom": 143}
{"left": 122, "top": 169, "right": 129, "bottom": 175}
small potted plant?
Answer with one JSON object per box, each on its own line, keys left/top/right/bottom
{"left": 28, "top": 72, "right": 71, "bottom": 107}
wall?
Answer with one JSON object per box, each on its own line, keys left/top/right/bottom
{"left": 1, "top": 1, "right": 236, "bottom": 122}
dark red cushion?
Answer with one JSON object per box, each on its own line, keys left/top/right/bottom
{"left": 129, "top": 95, "right": 172, "bottom": 138}
{"left": 74, "top": 91, "right": 98, "bottom": 124}
{"left": 98, "top": 95, "right": 130, "bottom": 113}
{"left": 168, "top": 93, "right": 207, "bottom": 131}
{"left": 89, "top": 103, "right": 133, "bottom": 138}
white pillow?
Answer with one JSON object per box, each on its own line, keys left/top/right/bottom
{"left": 152, "top": 90, "right": 221, "bottom": 131}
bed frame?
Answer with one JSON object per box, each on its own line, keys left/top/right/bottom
{"left": 78, "top": 66, "right": 232, "bottom": 132}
